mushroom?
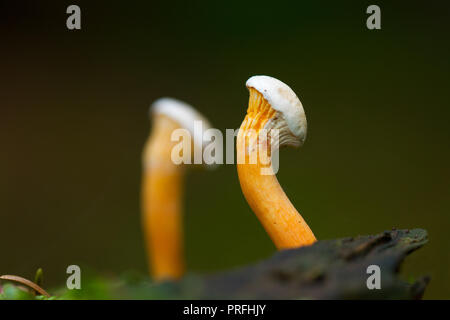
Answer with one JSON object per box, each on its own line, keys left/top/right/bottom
{"left": 142, "top": 97, "right": 212, "bottom": 280}
{"left": 236, "top": 75, "right": 316, "bottom": 249}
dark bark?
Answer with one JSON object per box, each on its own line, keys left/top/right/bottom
{"left": 59, "top": 228, "right": 428, "bottom": 299}
{"left": 147, "top": 228, "right": 429, "bottom": 299}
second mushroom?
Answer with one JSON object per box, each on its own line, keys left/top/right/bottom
{"left": 142, "top": 98, "right": 214, "bottom": 281}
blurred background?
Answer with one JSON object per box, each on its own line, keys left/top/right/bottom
{"left": 0, "top": 1, "right": 449, "bottom": 299}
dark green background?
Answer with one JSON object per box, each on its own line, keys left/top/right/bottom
{"left": 1, "top": 1, "right": 449, "bottom": 298}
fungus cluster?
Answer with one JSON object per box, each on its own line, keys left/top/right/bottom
{"left": 142, "top": 76, "right": 316, "bottom": 281}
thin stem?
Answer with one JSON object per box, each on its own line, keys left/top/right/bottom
{"left": 0, "top": 275, "right": 51, "bottom": 297}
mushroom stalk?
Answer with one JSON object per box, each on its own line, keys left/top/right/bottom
{"left": 142, "top": 98, "right": 214, "bottom": 281}
{"left": 142, "top": 115, "right": 185, "bottom": 280}
{"left": 237, "top": 80, "right": 316, "bottom": 249}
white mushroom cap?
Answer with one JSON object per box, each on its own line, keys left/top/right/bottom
{"left": 151, "top": 97, "right": 212, "bottom": 151}
{"left": 246, "top": 76, "right": 307, "bottom": 147}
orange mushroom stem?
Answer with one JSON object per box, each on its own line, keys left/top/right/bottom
{"left": 142, "top": 98, "right": 212, "bottom": 281}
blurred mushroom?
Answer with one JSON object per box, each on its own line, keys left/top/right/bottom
{"left": 237, "top": 76, "right": 316, "bottom": 249}
{"left": 142, "top": 98, "right": 213, "bottom": 280}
